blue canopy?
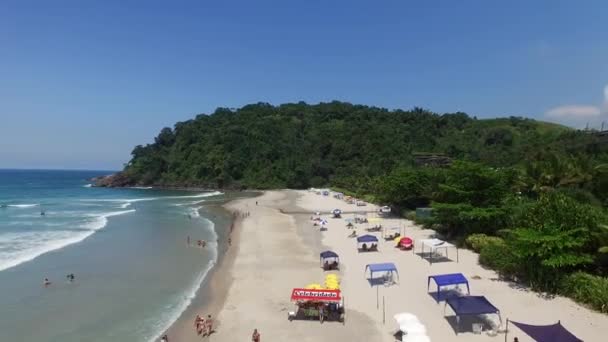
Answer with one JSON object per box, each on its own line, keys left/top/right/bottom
{"left": 320, "top": 250, "right": 339, "bottom": 259}
{"left": 445, "top": 296, "right": 501, "bottom": 334}
{"left": 357, "top": 234, "right": 378, "bottom": 243}
{"left": 446, "top": 296, "right": 499, "bottom": 316}
{"left": 365, "top": 263, "right": 399, "bottom": 281}
{"left": 428, "top": 273, "right": 470, "bottom": 302}
{"left": 507, "top": 320, "right": 582, "bottom": 342}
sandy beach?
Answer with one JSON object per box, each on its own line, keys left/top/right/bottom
{"left": 169, "top": 190, "right": 607, "bottom": 341}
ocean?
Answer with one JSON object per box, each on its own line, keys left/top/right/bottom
{"left": 0, "top": 169, "right": 232, "bottom": 341}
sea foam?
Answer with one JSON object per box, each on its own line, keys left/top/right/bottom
{"left": 0, "top": 209, "right": 135, "bottom": 272}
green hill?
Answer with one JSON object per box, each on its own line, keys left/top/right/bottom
{"left": 112, "top": 101, "right": 596, "bottom": 189}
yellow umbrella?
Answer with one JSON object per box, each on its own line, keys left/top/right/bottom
{"left": 305, "top": 283, "right": 324, "bottom": 290}
{"left": 394, "top": 236, "right": 403, "bottom": 244}
{"left": 326, "top": 285, "right": 340, "bottom": 290}
{"left": 325, "top": 274, "right": 339, "bottom": 279}
{"left": 325, "top": 281, "right": 339, "bottom": 286}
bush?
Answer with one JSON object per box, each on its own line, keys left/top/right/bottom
{"left": 465, "top": 233, "right": 504, "bottom": 253}
{"left": 478, "top": 239, "right": 518, "bottom": 277}
{"left": 405, "top": 211, "right": 416, "bottom": 221}
{"left": 560, "top": 272, "right": 608, "bottom": 313}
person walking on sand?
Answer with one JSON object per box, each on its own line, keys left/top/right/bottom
{"left": 195, "top": 315, "right": 205, "bottom": 335}
{"left": 252, "top": 328, "right": 260, "bottom": 342}
{"left": 204, "top": 314, "right": 213, "bottom": 336}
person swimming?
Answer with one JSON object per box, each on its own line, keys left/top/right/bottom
{"left": 43, "top": 278, "right": 51, "bottom": 287}
{"left": 66, "top": 274, "right": 75, "bottom": 282}
{"left": 40, "top": 210, "right": 45, "bottom": 216}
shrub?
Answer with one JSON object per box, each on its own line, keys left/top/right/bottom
{"left": 465, "top": 234, "right": 504, "bottom": 253}
{"left": 478, "top": 239, "right": 518, "bottom": 277}
{"left": 405, "top": 211, "right": 416, "bottom": 221}
{"left": 560, "top": 272, "right": 608, "bottom": 313}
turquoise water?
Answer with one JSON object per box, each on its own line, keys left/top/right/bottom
{"left": 0, "top": 170, "right": 230, "bottom": 341}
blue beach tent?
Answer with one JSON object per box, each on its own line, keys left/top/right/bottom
{"left": 357, "top": 235, "right": 378, "bottom": 243}
{"left": 444, "top": 296, "right": 501, "bottom": 334}
{"left": 427, "top": 273, "right": 470, "bottom": 302}
{"left": 365, "top": 263, "right": 399, "bottom": 282}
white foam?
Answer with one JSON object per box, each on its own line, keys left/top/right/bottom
{"left": 7, "top": 204, "right": 39, "bottom": 208}
{"left": 147, "top": 217, "right": 218, "bottom": 342}
{"left": 0, "top": 209, "right": 135, "bottom": 272}
{"left": 80, "top": 191, "right": 223, "bottom": 204}
{"left": 130, "top": 186, "right": 153, "bottom": 189}
{"left": 83, "top": 184, "right": 92, "bottom": 188}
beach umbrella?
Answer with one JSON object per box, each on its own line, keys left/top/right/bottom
{"left": 320, "top": 219, "right": 328, "bottom": 225}
{"left": 305, "top": 283, "right": 324, "bottom": 289}
{"left": 399, "top": 322, "right": 427, "bottom": 335}
{"left": 394, "top": 236, "right": 403, "bottom": 244}
{"left": 399, "top": 237, "right": 414, "bottom": 248}
{"left": 394, "top": 312, "right": 420, "bottom": 325}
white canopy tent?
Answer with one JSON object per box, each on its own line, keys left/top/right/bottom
{"left": 418, "top": 238, "right": 459, "bottom": 265}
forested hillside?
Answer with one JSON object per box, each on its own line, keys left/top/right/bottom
{"left": 117, "top": 101, "right": 598, "bottom": 189}
{"left": 112, "top": 101, "right": 608, "bottom": 312}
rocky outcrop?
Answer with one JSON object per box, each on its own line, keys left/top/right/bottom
{"left": 91, "top": 172, "right": 135, "bottom": 188}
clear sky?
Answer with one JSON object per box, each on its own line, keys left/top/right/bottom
{"left": 1, "top": 0, "right": 607, "bottom": 170}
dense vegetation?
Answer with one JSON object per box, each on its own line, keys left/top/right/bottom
{"left": 120, "top": 101, "right": 608, "bottom": 312}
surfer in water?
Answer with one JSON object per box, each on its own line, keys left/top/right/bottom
{"left": 40, "top": 210, "right": 45, "bottom": 216}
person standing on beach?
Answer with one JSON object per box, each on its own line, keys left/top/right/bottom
{"left": 228, "top": 237, "right": 232, "bottom": 246}
{"left": 187, "top": 235, "right": 190, "bottom": 245}
{"left": 252, "top": 328, "right": 260, "bottom": 342}
{"left": 205, "top": 314, "right": 213, "bottom": 336}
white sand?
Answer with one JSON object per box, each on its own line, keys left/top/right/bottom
{"left": 295, "top": 190, "right": 607, "bottom": 342}
{"left": 177, "top": 190, "right": 606, "bottom": 342}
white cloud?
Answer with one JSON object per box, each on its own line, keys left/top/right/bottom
{"left": 545, "top": 105, "right": 601, "bottom": 119}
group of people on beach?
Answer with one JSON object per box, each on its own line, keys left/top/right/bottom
{"left": 186, "top": 236, "right": 208, "bottom": 248}
{"left": 43, "top": 273, "right": 75, "bottom": 287}
{"left": 194, "top": 314, "right": 214, "bottom": 336}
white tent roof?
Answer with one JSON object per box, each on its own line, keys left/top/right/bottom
{"left": 419, "top": 238, "right": 454, "bottom": 251}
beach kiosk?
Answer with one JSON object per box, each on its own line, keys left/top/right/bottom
{"left": 427, "top": 273, "right": 470, "bottom": 302}
{"left": 444, "top": 296, "right": 502, "bottom": 334}
{"left": 365, "top": 263, "right": 399, "bottom": 285}
{"left": 419, "top": 238, "right": 459, "bottom": 264}
{"left": 289, "top": 288, "right": 344, "bottom": 323}
{"left": 357, "top": 234, "right": 378, "bottom": 252}
{"left": 504, "top": 319, "right": 582, "bottom": 342}
{"left": 320, "top": 250, "right": 339, "bottom": 270}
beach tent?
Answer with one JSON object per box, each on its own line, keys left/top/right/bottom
{"left": 444, "top": 296, "right": 501, "bottom": 334}
{"left": 357, "top": 235, "right": 378, "bottom": 243}
{"left": 365, "top": 263, "right": 399, "bottom": 283}
{"left": 504, "top": 320, "right": 582, "bottom": 342}
{"left": 427, "top": 273, "right": 470, "bottom": 302}
{"left": 419, "top": 238, "right": 459, "bottom": 264}
{"left": 332, "top": 209, "right": 342, "bottom": 218}
{"left": 320, "top": 250, "right": 339, "bottom": 268}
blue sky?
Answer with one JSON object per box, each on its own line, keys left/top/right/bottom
{"left": 1, "top": 0, "right": 607, "bottom": 170}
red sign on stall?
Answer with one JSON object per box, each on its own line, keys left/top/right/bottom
{"left": 290, "top": 288, "right": 341, "bottom": 302}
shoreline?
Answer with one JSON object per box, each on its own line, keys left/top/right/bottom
{"left": 162, "top": 193, "right": 253, "bottom": 340}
